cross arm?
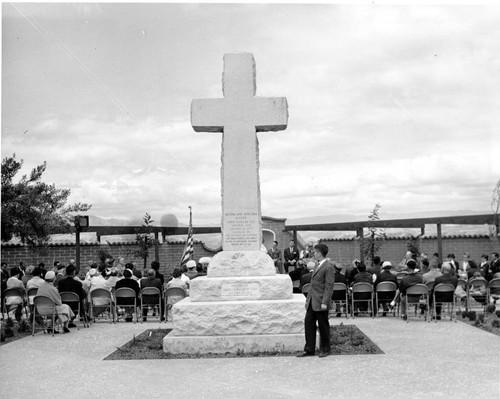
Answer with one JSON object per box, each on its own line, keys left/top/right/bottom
{"left": 191, "top": 99, "right": 225, "bottom": 133}
{"left": 253, "top": 97, "right": 288, "bottom": 132}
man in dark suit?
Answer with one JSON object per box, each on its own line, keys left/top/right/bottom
{"left": 268, "top": 240, "right": 283, "bottom": 274}
{"left": 486, "top": 252, "right": 500, "bottom": 280}
{"left": 297, "top": 244, "right": 335, "bottom": 358}
{"left": 115, "top": 269, "right": 140, "bottom": 322}
{"left": 374, "top": 261, "right": 398, "bottom": 316}
{"left": 140, "top": 269, "right": 165, "bottom": 321}
{"left": 58, "top": 264, "right": 86, "bottom": 326}
{"left": 283, "top": 240, "right": 299, "bottom": 273}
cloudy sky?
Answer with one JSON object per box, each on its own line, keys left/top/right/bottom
{"left": 2, "top": 3, "right": 499, "bottom": 227}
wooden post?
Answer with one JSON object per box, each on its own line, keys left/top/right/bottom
{"left": 154, "top": 231, "right": 159, "bottom": 262}
{"left": 357, "top": 227, "right": 364, "bottom": 263}
{"left": 75, "top": 228, "right": 81, "bottom": 270}
{"left": 437, "top": 223, "right": 443, "bottom": 262}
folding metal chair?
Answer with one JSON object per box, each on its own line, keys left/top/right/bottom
{"left": 351, "top": 282, "right": 373, "bottom": 317}
{"left": 487, "top": 278, "right": 500, "bottom": 305}
{"left": 301, "top": 283, "right": 310, "bottom": 297}
{"left": 140, "top": 287, "right": 162, "bottom": 323}
{"left": 89, "top": 288, "right": 114, "bottom": 323}
{"left": 467, "top": 278, "right": 488, "bottom": 312}
{"left": 3, "top": 288, "right": 28, "bottom": 321}
{"left": 32, "top": 295, "right": 58, "bottom": 336}
{"left": 165, "top": 287, "right": 187, "bottom": 321}
{"left": 432, "top": 283, "right": 456, "bottom": 322}
{"left": 330, "top": 282, "right": 349, "bottom": 318}
{"left": 60, "top": 291, "right": 84, "bottom": 329}
{"left": 115, "top": 287, "right": 138, "bottom": 323}
{"left": 404, "top": 284, "right": 429, "bottom": 322}
{"left": 375, "top": 281, "right": 397, "bottom": 318}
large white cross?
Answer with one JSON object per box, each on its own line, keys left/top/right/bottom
{"left": 191, "top": 53, "right": 288, "bottom": 251}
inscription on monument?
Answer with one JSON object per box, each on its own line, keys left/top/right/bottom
{"left": 221, "top": 282, "right": 261, "bottom": 298}
{"left": 224, "top": 211, "right": 259, "bottom": 250}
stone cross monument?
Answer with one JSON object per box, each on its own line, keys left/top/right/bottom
{"left": 191, "top": 53, "right": 288, "bottom": 251}
{"left": 164, "top": 53, "right": 305, "bottom": 355}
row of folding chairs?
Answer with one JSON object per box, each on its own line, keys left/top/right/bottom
{"left": 89, "top": 286, "right": 187, "bottom": 324}
{"left": 456, "top": 277, "right": 500, "bottom": 312}
{"left": 301, "top": 282, "right": 461, "bottom": 322}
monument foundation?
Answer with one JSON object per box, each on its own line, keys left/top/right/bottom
{"left": 163, "top": 53, "right": 305, "bottom": 355}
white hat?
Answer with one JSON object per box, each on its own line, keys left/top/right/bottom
{"left": 199, "top": 257, "right": 211, "bottom": 264}
{"left": 186, "top": 260, "right": 196, "bottom": 269}
{"left": 382, "top": 261, "right": 392, "bottom": 269}
{"left": 306, "top": 261, "right": 316, "bottom": 271}
{"left": 44, "top": 271, "right": 56, "bottom": 280}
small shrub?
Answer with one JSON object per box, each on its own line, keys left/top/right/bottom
{"left": 485, "top": 304, "right": 496, "bottom": 314}
{"left": 478, "top": 313, "right": 485, "bottom": 324}
{"left": 495, "top": 310, "right": 500, "bottom": 318}
{"left": 492, "top": 319, "right": 500, "bottom": 329}
{"left": 466, "top": 311, "right": 477, "bottom": 321}
{"left": 474, "top": 319, "right": 481, "bottom": 327}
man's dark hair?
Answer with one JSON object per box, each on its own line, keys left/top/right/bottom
{"left": 196, "top": 263, "right": 203, "bottom": 272}
{"left": 66, "top": 264, "right": 76, "bottom": 276}
{"left": 373, "top": 256, "right": 381, "bottom": 265}
{"left": 493, "top": 252, "right": 499, "bottom": 258}
{"left": 447, "top": 253, "right": 455, "bottom": 259}
{"left": 125, "top": 263, "right": 134, "bottom": 270}
{"left": 481, "top": 254, "right": 488, "bottom": 260}
{"left": 314, "top": 244, "right": 328, "bottom": 257}
{"left": 357, "top": 262, "right": 366, "bottom": 272}
{"left": 151, "top": 261, "right": 160, "bottom": 271}
{"left": 10, "top": 267, "right": 20, "bottom": 277}
{"left": 433, "top": 252, "right": 439, "bottom": 258}
{"left": 422, "top": 259, "right": 429, "bottom": 267}
{"left": 407, "top": 259, "right": 417, "bottom": 269}
{"left": 32, "top": 267, "right": 41, "bottom": 277}
{"left": 172, "top": 268, "right": 182, "bottom": 278}
{"left": 123, "top": 269, "right": 132, "bottom": 278}
{"left": 133, "top": 269, "right": 142, "bottom": 279}
{"left": 38, "top": 262, "right": 45, "bottom": 268}
{"left": 54, "top": 261, "right": 60, "bottom": 267}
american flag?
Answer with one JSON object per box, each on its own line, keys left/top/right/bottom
{"left": 180, "top": 206, "right": 194, "bottom": 267}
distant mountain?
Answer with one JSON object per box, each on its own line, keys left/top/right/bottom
{"left": 89, "top": 215, "right": 187, "bottom": 227}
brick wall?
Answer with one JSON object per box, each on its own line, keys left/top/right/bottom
{"left": 0, "top": 241, "right": 217, "bottom": 278}
{"left": 319, "top": 235, "right": 499, "bottom": 267}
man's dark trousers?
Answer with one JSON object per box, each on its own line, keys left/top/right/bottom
{"left": 304, "top": 302, "right": 330, "bottom": 354}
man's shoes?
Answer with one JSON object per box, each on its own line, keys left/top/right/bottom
{"left": 68, "top": 322, "right": 77, "bottom": 328}
{"left": 125, "top": 316, "right": 133, "bottom": 322}
{"left": 142, "top": 317, "right": 147, "bottom": 322}
{"left": 296, "top": 352, "right": 315, "bottom": 357}
{"left": 318, "top": 351, "right": 330, "bottom": 358}
{"left": 402, "top": 314, "right": 408, "bottom": 321}
{"left": 336, "top": 313, "right": 341, "bottom": 317}
{"left": 63, "top": 326, "right": 70, "bottom": 334}
{"left": 160, "top": 316, "right": 166, "bottom": 322}
{"left": 382, "top": 312, "right": 387, "bottom": 317}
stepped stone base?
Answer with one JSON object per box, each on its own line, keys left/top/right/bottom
{"left": 163, "top": 332, "right": 307, "bottom": 355}
{"left": 170, "top": 295, "right": 305, "bottom": 336}
{"left": 190, "top": 274, "right": 293, "bottom": 302}
{"left": 207, "top": 250, "right": 276, "bottom": 277}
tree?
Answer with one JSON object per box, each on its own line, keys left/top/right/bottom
{"left": 489, "top": 178, "right": 500, "bottom": 243}
{"left": 131, "top": 213, "right": 158, "bottom": 269}
{"left": 360, "top": 204, "right": 386, "bottom": 264}
{"left": 1, "top": 154, "right": 91, "bottom": 248}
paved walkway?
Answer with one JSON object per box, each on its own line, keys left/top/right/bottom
{"left": 0, "top": 316, "right": 498, "bottom": 399}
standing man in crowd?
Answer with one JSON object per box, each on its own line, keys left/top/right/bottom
{"left": 284, "top": 239, "right": 299, "bottom": 273}
{"left": 268, "top": 240, "right": 283, "bottom": 274}
{"left": 297, "top": 244, "right": 335, "bottom": 358}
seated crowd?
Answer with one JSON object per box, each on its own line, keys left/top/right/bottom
{"left": 0, "top": 256, "right": 211, "bottom": 332}
{"left": 285, "top": 250, "right": 500, "bottom": 320}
